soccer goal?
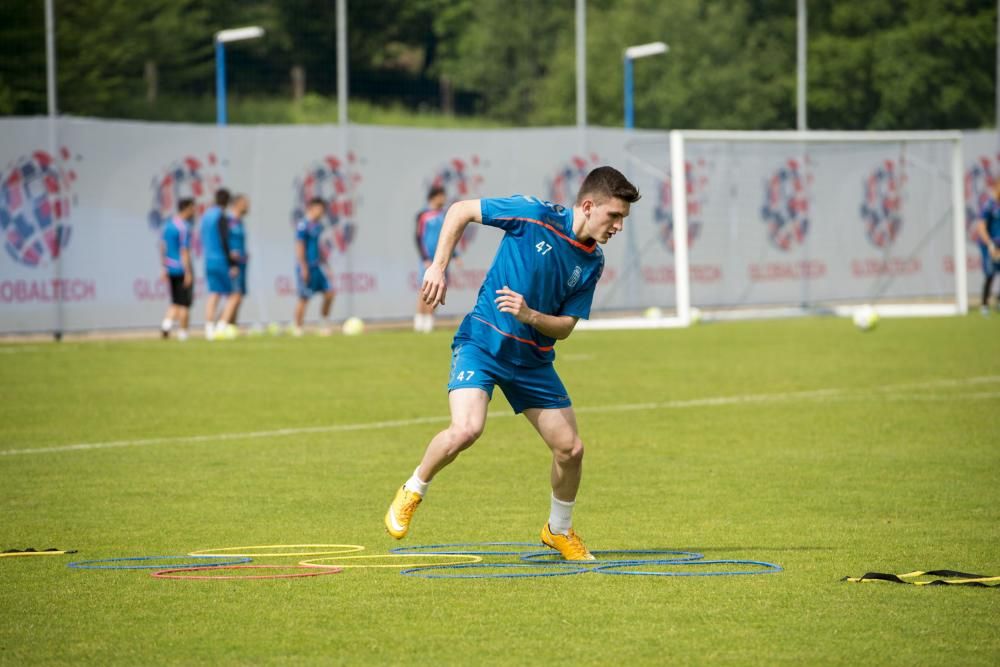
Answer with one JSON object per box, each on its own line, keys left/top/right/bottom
{"left": 582, "top": 130, "right": 967, "bottom": 330}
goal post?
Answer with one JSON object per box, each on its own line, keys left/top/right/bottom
{"left": 663, "top": 129, "right": 967, "bottom": 324}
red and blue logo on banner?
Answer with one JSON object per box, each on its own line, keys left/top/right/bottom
{"left": 292, "top": 153, "right": 362, "bottom": 257}
{"left": 860, "top": 160, "right": 904, "bottom": 249}
{"left": 654, "top": 159, "right": 705, "bottom": 253}
{"left": 427, "top": 156, "right": 485, "bottom": 254}
{"left": 548, "top": 154, "right": 603, "bottom": 208}
{"left": 0, "top": 148, "right": 78, "bottom": 268}
{"left": 148, "top": 153, "right": 224, "bottom": 245}
{"left": 761, "top": 158, "right": 810, "bottom": 252}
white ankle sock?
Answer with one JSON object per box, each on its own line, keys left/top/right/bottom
{"left": 413, "top": 314, "right": 422, "bottom": 332}
{"left": 549, "top": 494, "right": 575, "bottom": 535}
{"left": 403, "top": 466, "right": 429, "bottom": 496}
{"left": 161, "top": 318, "right": 173, "bottom": 332}
{"left": 177, "top": 329, "right": 189, "bottom": 341}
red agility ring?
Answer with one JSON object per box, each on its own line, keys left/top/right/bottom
{"left": 151, "top": 564, "right": 343, "bottom": 580}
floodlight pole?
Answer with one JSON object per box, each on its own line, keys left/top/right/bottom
{"left": 576, "top": 0, "right": 586, "bottom": 152}
{"left": 623, "top": 41, "right": 668, "bottom": 129}
{"left": 797, "top": 0, "right": 807, "bottom": 131}
{"left": 214, "top": 26, "right": 265, "bottom": 126}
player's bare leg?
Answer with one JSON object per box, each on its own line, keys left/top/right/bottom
{"left": 176, "top": 306, "right": 190, "bottom": 341}
{"left": 319, "top": 290, "right": 335, "bottom": 335}
{"left": 524, "top": 406, "right": 594, "bottom": 560}
{"left": 161, "top": 304, "right": 176, "bottom": 338}
{"left": 220, "top": 294, "right": 241, "bottom": 329}
{"left": 293, "top": 298, "right": 308, "bottom": 336}
{"left": 204, "top": 293, "right": 220, "bottom": 339}
{"left": 385, "top": 388, "right": 489, "bottom": 538}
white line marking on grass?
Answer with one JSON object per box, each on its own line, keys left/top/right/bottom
{"left": 2, "top": 375, "right": 998, "bottom": 457}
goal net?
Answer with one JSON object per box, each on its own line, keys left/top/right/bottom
{"left": 583, "top": 130, "right": 967, "bottom": 329}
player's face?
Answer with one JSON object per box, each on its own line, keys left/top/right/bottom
{"left": 584, "top": 196, "right": 630, "bottom": 244}
{"left": 430, "top": 193, "right": 447, "bottom": 209}
{"left": 307, "top": 203, "right": 325, "bottom": 221}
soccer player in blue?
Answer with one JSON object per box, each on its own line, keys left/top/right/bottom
{"left": 385, "top": 166, "right": 640, "bottom": 561}
{"left": 225, "top": 194, "right": 250, "bottom": 329}
{"left": 201, "top": 188, "right": 240, "bottom": 340}
{"left": 293, "top": 197, "right": 336, "bottom": 336}
{"left": 414, "top": 185, "right": 447, "bottom": 333}
{"left": 975, "top": 179, "right": 1000, "bottom": 314}
{"left": 159, "top": 197, "right": 196, "bottom": 341}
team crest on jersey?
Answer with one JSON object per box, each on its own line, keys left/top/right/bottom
{"left": 548, "top": 153, "right": 603, "bottom": 208}
{"left": 965, "top": 154, "right": 1000, "bottom": 244}
{"left": 427, "top": 155, "right": 485, "bottom": 254}
{"left": 568, "top": 265, "right": 582, "bottom": 288}
{"left": 861, "top": 160, "right": 905, "bottom": 249}
{"left": 0, "top": 147, "right": 79, "bottom": 268}
{"left": 654, "top": 159, "right": 706, "bottom": 253}
{"left": 292, "top": 153, "right": 363, "bottom": 256}
{"left": 761, "top": 158, "right": 811, "bottom": 252}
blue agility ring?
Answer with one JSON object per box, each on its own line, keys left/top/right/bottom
{"left": 68, "top": 555, "right": 252, "bottom": 570}
{"left": 390, "top": 542, "right": 542, "bottom": 556}
{"left": 519, "top": 549, "right": 704, "bottom": 564}
{"left": 400, "top": 562, "right": 590, "bottom": 579}
{"left": 592, "top": 559, "right": 783, "bottom": 577}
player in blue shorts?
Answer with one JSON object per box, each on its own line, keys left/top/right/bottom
{"left": 385, "top": 166, "right": 640, "bottom": 560}
{"left": 293, "top": 197, "right": 336, "bottom": 336}
{"left": 201, "top": 189, "right": 241, "bottom": 340}
{"left": 414, "top": 185, "right": 447, "bottom": 333}
{"left": 225, "top": 194, "right": 250, "bottom": 328}
{"left": 975, "top": 179, "right": 1000, "bottom": 314}
{"left": 159, "top": 197, "right": 196, "bottom": 341}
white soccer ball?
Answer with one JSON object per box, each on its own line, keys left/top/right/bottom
{"left": 342, "top": 316, "right": 365, "bottom": 336}
{"left": 643, "top": 306, "right": 663, "bottom": 320}
{"left": 852, "top": 305, "right": 879, "bottom": 332}
{"left": 689, "top": 307, "right": 702, "bottom": 325}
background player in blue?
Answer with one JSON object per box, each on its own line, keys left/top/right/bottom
{"left": 293, "top": 197, "right": 336, "bottom": 336}
{"left": 159, "top": 197, "right": 196, "bottom": 341}
{"left": 385, "top": 166, "right": 640, "bottom": 560}
{"left": 201, "top": 188, "right": 240, "bottom": 340}
{"left": 413, "top": 185, "right": 447, "bottom": 333}
{"left": 224, "top": 194, "right": 250, "bottom": 329}
{"left": 975, "top": 179, "right": 1000, "bottom": 314}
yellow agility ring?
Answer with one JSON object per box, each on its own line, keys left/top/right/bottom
{"left": 299, "top": 554, "right": 483, "bottom": 569}
{"left": 189, "top": 544, "right": 365, "bottom": 558}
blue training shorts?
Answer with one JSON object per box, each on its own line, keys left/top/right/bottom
{"left": 447, "top": 343, "right": 571, "bottom": 414}
{"left": 234, "top": 266, "right": 247, "bottom": 296}
{"left": 296, "top": 265, "right": 331, "bottom": 299}
{"left": 206, "top": 264, "right": 233, "bottom": 294}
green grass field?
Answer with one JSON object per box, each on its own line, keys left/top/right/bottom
{"left": 2, "top": 316, "right": 999, "bottom": 665}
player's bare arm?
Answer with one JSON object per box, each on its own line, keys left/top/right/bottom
{"left": 422, "top": 199, "right": 482, "bottom": 307}
{"left": 181, "top": 247, "right": 193, "bottom": 287}
{"left": 494, "top": 286, "right": 578, "bottom": 339}
{"left": 296, "top": 239, "right": 309, "bottom": 283}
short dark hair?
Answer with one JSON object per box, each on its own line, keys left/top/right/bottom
{"left": 307, "top": 197, "right": 326, "bottom": 209}
{"left": 427, "top": 185, "right": 446, "bottom": 200}
{"left": 215, "top": 188, "right": 231, "bottom": 207}
{"left": 575, "top": 166, "right": 640, "bottom": 205}
{"left": 177, "top": 197, "right": 195, "bottom": 212}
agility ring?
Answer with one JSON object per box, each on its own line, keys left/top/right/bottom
{"left": 151, "top": 564, "right": 344, "bottom": 580}
{"left": 390, "top": 542, "right": 541, "bottom": 556}
{"left": 592, "top": 559, "right": 783, "bottom": 577}
{"left": 300, "top": 554, "right": 483, "bottom": 569}
{"left": 519, "top": 549, "right": 704, "bottom": 565}
{"left": 188, "top": 544, "right": 365, "bottom": 558}
{"left": 400, "top": 562, "right": 590, "bottom": 579}
{"left": 68, "top": 555, "right": 251, "bottom": 570}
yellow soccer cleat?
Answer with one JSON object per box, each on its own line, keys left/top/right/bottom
{"left": 541, "top": 523, "right": 596, "bottom": 561}
{"left": 384, "top": 486, "right": 423, "bottom": 539}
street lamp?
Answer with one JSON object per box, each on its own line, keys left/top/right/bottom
{"left": 215, "top": 26, "right": 265, "bottom": 126}
{"left": 623, "top": 41, "right": 668, "bottom": 129}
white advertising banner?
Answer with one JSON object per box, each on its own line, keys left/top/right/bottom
{"left": 0, "top": 118, "right": 993, "bottom": 333}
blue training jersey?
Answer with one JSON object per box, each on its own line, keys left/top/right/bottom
{"left": 980, "top": 198, "right": 1000, "bottom": 243}
{"left": 228, "top": 215, "right": 247, "bottom": 265}
{"left": 161, "top": 215, "right": 190, "bottom": 277}
{"left": 416, "top": 207, "right": 446, "bottom": 261}
{"left": 296, "top": 218, "right": 324, "bottom": 266}
{"left": 200, "top": 205, "right": 228, "bottom": 269}
{"left": 454, "top": 195, "right": 604, "bottom": 368}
